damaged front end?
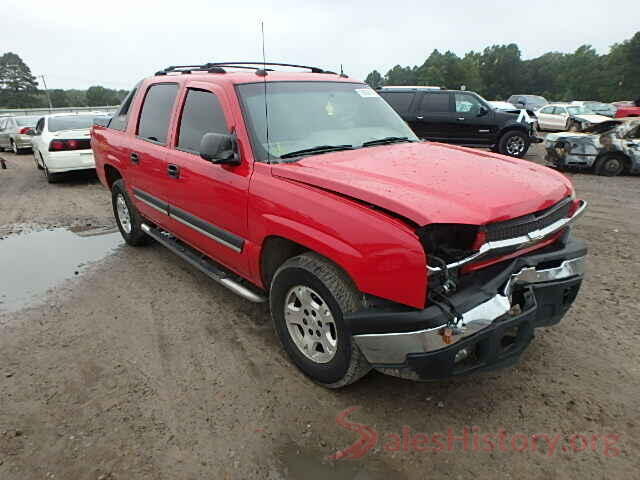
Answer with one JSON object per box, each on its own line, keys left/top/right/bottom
{"left": 346, "top": 197, "right": 588, "bottom": 381}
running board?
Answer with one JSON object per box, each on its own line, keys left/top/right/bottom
{"left": 141, "top": 223, "right": 267, "bottom": 303}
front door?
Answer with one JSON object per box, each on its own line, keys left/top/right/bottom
{"left": 450, "top": 92, "right": 497, "bottom": 145}
{"left": 165, "top": 82, "right": 252, "bottom": 277}
{"left": 408, "top": 92, "right": 453, "bottom": 141}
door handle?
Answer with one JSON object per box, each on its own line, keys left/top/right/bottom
{"left": 416, "top": 116, "right": 424, "bottom": 120}
{"left": 130, "top": 152, "right": 139, "bottom": 164}
{"left": 457, "top": 117, "right": 466, "bottom": 121}
{"left": 167, "top": 164, "right": 180, "bottom": 178}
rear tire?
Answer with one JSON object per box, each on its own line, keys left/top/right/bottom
{"left": 11, "top": 140, "right": 19, "bottom": 155}
{"left": 594, "top": 154, "right": 626, "bottom": 177}
{"left": 111, "top": 179, "right": 151, "bottom": 246}
{"left": 498, "top": 130, "right": 529, "bottom": 158}
{"left": 43, "top": 161, "right": 60, "bottom": 184}
{"left": 270, "top": 252, "right": 371, "bottom": 388}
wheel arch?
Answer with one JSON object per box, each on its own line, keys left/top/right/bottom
{"left": 104, "top": 163, "right": 123, "bottom": 189}
{"left": 595, "top": 151, "right": 632, "bottom": 173}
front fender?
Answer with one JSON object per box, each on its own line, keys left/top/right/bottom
{"left": 248, "top": 169, "right": 427, "bottom": 309}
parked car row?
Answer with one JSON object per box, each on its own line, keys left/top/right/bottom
{"left": 0, "top": 111, "right": 110, "bottom": 183}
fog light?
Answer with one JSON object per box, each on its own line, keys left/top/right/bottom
{"left": 454, "top": 348, "right": 470, "bottom": 364}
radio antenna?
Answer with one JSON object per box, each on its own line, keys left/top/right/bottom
{"left": 260, "top": 21, "right": 271, "bottom": 162}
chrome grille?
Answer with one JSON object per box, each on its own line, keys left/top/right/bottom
{"left": 485, "top": 198, "right": 572, "bottom": 242}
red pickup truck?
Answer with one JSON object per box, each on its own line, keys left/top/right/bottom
{"left": 92, "top": 62, "right": 587, "bottom": 387}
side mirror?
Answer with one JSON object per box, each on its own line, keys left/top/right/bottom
{"left": 478, "top": 106, "right": 489, "bottom": 116}
{"left": 200, "top": 132, "right": 241, "bottom": 165}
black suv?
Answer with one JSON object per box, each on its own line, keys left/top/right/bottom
{"left": 379, "top": 87, "right": 541, "bottom": 157}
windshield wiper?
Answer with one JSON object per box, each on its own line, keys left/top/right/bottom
{"left": 361, "top": 136, "right": 415, "bottom": 147}
{"left": 279, "top": 144, "right": 354, "bottom": 159}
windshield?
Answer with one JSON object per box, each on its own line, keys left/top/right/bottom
{"left": 48, "top": 115, "right": 100, "bottom": 132}
{"left": 15, "top": 116, "right": 38, "bottom": 127}
{"left": 237, "top": 82, "right": 418, "bottom": 162}
{"left": 567, "top": 106, "right": 595, "bottom": 115}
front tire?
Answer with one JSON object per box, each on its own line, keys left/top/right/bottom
{"left": 498, "top": 130, "right": 529, "bottom": 158}
{"left": 270, "top": 253, "right": 371, "bottom": 388}
{"left": 111, "top": 179, "right": 151, "bottom": 246}
{"left": 594, "top": 154, "right": 626, "bottom": 177}
{"left": 11, "top": 140, "right": 19, "bottom": 155}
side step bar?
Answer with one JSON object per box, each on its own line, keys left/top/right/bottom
{"left": 141, "top": 223, "right": 267, "bottom": 303}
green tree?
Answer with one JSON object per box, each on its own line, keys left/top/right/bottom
{"left": 365, "top": 70, "right": 384, "bottom": 89}
{"left": 384, "top": 65, "right": 418, "bottom": 85}
{"left": 86, "top": 85, "right": 120, "bottom": 106}
{"left": 48, "top": 89, "right": 71, "bottom": 107}
{"left": 0, "top": 52, "right": 39, "bottom": 107}
{"left": 479, "top": 44, "right": 523, "bottom": 99}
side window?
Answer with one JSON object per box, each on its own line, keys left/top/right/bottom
{"left": 454, "top": 93, "right": 483, "bottom": 115}
{"left": 110, "top": 83, "right": 140, "bottom": 132}
{"left": 555, "top": 107, "right": 567, "bottom": 115}
{"left": 539, "top": 106, "right": 553, "bottom": 114}
{"left": 137, "top": 83, "right": 179, "bottom": 144}
{"left": 419, "top": 93, "right": 451, "bottom": 113}
{"left": 380, "top": 92, "right": 415, "bottom": 115}
{"left": 177, "top": 89, "right": 228, "bottom": 153}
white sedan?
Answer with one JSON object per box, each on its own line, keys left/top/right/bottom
{"left": 30, "top": 112, "right": 108, "bottom": 183}
{"left": 535, "top": 103, "right": 611, "bottom": 132}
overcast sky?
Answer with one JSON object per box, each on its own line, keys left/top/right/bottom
{"left": 3, "top": 0, "right": 639, "bottom": 90}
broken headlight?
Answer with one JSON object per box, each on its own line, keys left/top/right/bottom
{"left": 416, "top": 223, "right": 479, "bottom": 265}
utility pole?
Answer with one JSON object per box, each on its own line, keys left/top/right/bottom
{"left": 39, "top": 75, "right": 53, "bottom": 112}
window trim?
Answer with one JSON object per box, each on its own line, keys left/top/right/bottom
{"left": 136, "top": 82, "right": 179, "bottom": 146}
{"left": 174, "top": 87, "right": 230, "bottom": 156}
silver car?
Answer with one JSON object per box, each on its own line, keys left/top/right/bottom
{"left": 0, "top": 115, "right": 39, "bottom": 154}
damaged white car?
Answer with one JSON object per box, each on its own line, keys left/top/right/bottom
{"left": 544, "top": 118, "right": 640, "bottom": 176}
{"left": 536, "top": 103, "right": 611, "bottom": 132}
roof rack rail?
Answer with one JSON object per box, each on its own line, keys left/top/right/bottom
{"left": 155, "top": 62, "right": 337, "bottom": 76}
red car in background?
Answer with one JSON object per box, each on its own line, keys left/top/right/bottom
{"left": 614, "top": 100, "right": 640, "bottom": 118}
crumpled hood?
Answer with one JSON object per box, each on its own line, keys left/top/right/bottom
{"left": 573, "top": 114, "right": 610, "bottom": 124}
{"left": 271, "top": 142, "right": 572, "bottom": 226}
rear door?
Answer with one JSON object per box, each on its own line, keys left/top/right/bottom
{"left": 554, "top": 106, "right": 570, "bottom": 130}
{"left": 536, "top": 106, "right": 555, "bottom": 130}
{"left": 165, "top": 82, "right": 252, "bottom": 276}
{"left": 379, "top": 91, "right": 415, "bottom": 120}
{"left": 408, "top": 91, "right": 453, "bottom": 140}
{"left": 127, "top": 82, "right": 180, "bottom": 226}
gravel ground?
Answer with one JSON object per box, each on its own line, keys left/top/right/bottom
{"left": 0, "top": 144, "right": 638, "bottom": 480}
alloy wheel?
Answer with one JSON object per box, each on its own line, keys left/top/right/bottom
{"left": 284, "top": 285, "right": 338, "bottom": 364}
{"left": 116, "top": 194, "right": 132, "bottom": 234}
{"left": 506, "top": 136, "right": 526, "bottom": 156}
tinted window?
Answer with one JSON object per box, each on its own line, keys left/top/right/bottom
{"left": 177, "top": 89, "right": 228, "bottom": 153}
{"left": 110, "top": 85, "right": 139, "bottom": 132}
{"left": 48, "top": 115, "right": 96, "bottom": 132}
{"left": 137, "top": 83, "right": 178, "bottom": 144}
{"left": 380, "top": 92, "right": 415, "bottom": 115}
{"left": 419, "top": 93, "right": 450, "bottom": 113}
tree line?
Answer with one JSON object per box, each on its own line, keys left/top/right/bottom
{"left": 365, "top": 31, "right": 640, "bottom": 102}
{"left": 0, "top": 52, "right": 128, "bottom": 109}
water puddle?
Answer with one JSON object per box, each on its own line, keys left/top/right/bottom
{"left": 0, "top": 227, "right": 122, "bottom": 313}
{"left": 276, "top": 443, "right": 405, "bottom": 480}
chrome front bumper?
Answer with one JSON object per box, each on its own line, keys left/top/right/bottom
{"left": 353, "top": 256, "right": 586, "bottom": 365}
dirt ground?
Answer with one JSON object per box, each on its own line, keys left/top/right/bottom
{"left": 0, "top": 144, "right": 638, "bottom": 480}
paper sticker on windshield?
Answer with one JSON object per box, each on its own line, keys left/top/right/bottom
{"left": 355, "top": 88, "right": 379, "bottom": 98}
